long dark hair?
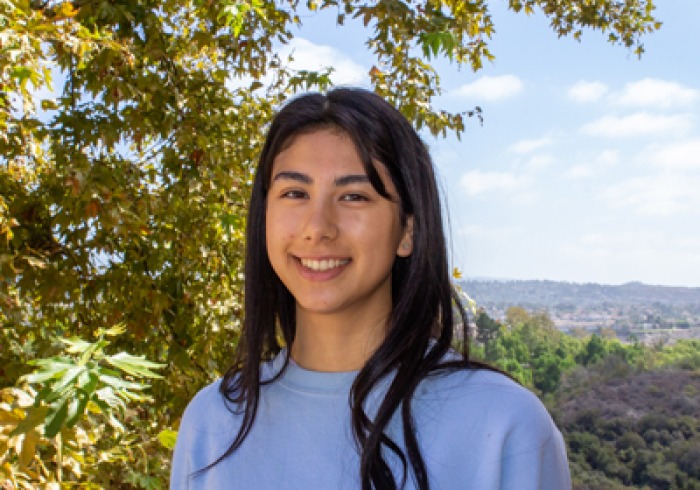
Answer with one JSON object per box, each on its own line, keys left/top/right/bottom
{"left": 216, "top": 88, "right": 489, "bottom": 489}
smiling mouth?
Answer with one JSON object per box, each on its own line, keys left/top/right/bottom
{"left": 299, "top": 258, "right": 351, "bottom": 272}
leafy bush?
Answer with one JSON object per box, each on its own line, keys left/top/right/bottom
{"left": 0, "top": 327, "right": 167, "bottom": 488}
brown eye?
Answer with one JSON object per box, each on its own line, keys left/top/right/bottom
{"left": 281, "top": 190, "right": 307, "bottom": 199}
{"left": 340, "top": 193, "right": 370, "bottom": 202}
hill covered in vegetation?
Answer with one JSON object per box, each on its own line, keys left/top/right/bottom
{"left": 462, "top": 279, "right": 700, "bottom": 308}
{"left": 470, "top": 307, "right": 700, "bottom": 489}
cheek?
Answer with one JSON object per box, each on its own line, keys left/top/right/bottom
{"left": 360, "top": 212, "right": 403, "bottom": 251}
{"left": 266, "top": 210, "right": 295, "bottom": 247}
{"left": 264, "top": 211, "right": 278, "bottom": 253}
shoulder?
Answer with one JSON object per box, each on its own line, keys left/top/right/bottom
{"left": 413, "top": 368, "right": 571, "bottom": 488}
{"left": 178, "top": 378, "right": 242, "bottom": 436}
{"left": 171, "top": 378, "right": 237, "bottom": 488}
{"left": 417, "top": 368, "right": 559, "bottom": 452}
{"left": 178, "top": 355, "right": 284, "bottom": 432}
{"left": 420, "top": 366, "right": 535, "bottom": 403}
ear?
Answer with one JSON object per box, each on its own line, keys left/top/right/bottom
{"left": 396, "top": 216, "right": 414, "bottom": 257}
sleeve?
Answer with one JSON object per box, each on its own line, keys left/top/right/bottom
{"left": 169, "top": 381, "right": 224, "bottom": 490}
{"left": 500, "top": 427, "right": 571, "bottom": 489}
{"left": 169, "top": 399, "right": 197, "bottom": 490}
{"left": 499, "top": 392, "right": 572, "bottom": 490}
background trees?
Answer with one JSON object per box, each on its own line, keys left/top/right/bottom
{"left": 2, "top": 0, "right": 661, "bottom": 487}
{"left": 470, "top": 309, "right": 700, "bottom": 489}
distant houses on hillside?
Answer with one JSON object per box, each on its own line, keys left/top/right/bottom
{"left": 462, "top": 279, "right": 700, "bottom": 343}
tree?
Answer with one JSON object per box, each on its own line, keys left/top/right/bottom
{"left": 578, "top": 334, "right": 609, "bottom": 366}
{"left": 505, "top": 305, "right": 531, "bottom": 329}
{"left": 1, "top": 0, "right": 661, "bottom": 486}
{"left": 474, "top": 309, "right": 501, "bottom": 350}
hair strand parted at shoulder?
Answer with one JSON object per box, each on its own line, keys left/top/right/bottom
{"left": 207, "top": 87, "right": 498, "bottom": 489}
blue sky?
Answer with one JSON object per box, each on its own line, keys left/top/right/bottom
{"left": 279, "top": 1, "right": 700, "bottom": 287}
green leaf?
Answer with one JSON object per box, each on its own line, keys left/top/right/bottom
{"left": 44, "top": 399, "right": 69, "bottom": 438}
{"left": 105, "top": 352, "right": 164, "bottom": 379}
{"left": 158, "top": 429, "right": 178, "bottom": 450}
{"left": 62, "top": 337, "right": 93, "bottom": 355}
{"left": 99, "top": 373, "right": 147, "bottom": 391}
{"left": 95, "top": 386, "right": 126, "bottom": 410}
{"left": 22, "top": 358, "right": 75, "bottom": 384}
{"left": 78, "top": 371, "right": 100, "bottom": 396}
{"left": 50, "top": 365, "right": 86, "bottom": 395}
{"left": 218, "top": 2, "right": 250, "bottom": 37}
{"left": 40, "top": 99, "right": 58, "bottom": 111}
{"left": 10, "top": 66, "right": 33, "bottom": 82}
{"left": 65, "top": 392, "right": 90, "bottom": 428}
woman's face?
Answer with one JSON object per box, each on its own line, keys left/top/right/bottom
{"left": 265, "top": 128, "right": 413, "bottom": 322}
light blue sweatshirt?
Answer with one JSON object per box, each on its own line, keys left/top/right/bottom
{"left": 171, "top": 352, "right": 571, "bottom": 489}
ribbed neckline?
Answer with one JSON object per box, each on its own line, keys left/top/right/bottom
{"left": 269, "top": 350, "right": 360, "bottom": 395}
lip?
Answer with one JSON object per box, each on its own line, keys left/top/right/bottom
{"left": 293, "top": 255, "right": 351, "bottom": 281}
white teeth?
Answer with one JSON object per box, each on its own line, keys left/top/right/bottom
{"left": 300, "top": 258, "right": 350, "bottom": 271}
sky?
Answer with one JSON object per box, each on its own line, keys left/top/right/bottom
{"left": 277, "top": 0, "right": 700, "bottom": 288}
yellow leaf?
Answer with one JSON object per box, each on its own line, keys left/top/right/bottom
{"left": 56, "top": 2, "right": 79, "bottom": 18}
{"left": 18, "top": 430, "right": 40, "bottom": 469}
{"left": 0, "top": 439, "right": 8, "bottom": 460}
{"left": 452, "top": 267, "right": 462, "bottom": 279}
{"left": 158, "top": 429, "right": 178, "bottom": 449}
{"left": 103, "top": 323, "right": 126, "bottom": 337}
{"left": 369, "top": 66, "right": 382, "bottom": 78}
{"left": 0, "top": 409, "right": 21, "bottom": 426}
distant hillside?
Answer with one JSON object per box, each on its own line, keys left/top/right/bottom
{"left": 555, "top": 367, "right": 700, "bottom": 489}
{"left": 461, "top": 279, "right": 700, "bottom": 309}
{"left": 557, "top": 369, "right": 700, "bottom": 422}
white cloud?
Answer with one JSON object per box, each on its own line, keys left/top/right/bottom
{"left": 279, "top": 38, "right": 367, "bottom": 85}
{"left": 581, "top": 112, "right": 694, "bottom": 138}
{"left": 616, "top": 78, "right": 700, "bottom": 109}
{"left": 229, "top": 38, "right": 367, "bottom": 90}
{"left": 565, "top": 164, "right": 595, "bottom": 179}
{"left": 525, "top": 153, "right": 555, "bottom": 171}
{"left": 564, "top": 150, "right": 619, "bottom": 179}
{"left": 648, "top": 139, "right": 700, "bottom": 170}
{"left": 596, "top": 149, "right": 621, "bottom": 166}
{"left": 509, "top": 137, "right": 552, "bottom": 154}
{"left": 569, "top": 79, "right": 700, "bottom": 108}
{"left": 452, "top": 75, "right": 524, "bottom": 101}
{"left": 460, "top": 170, "right": 531, "bottom": 196}
{"left": 568, "top": 81, "right": 609, "bottom": 103}
{"left": 603, "top": 172, "right": 700, "bottom": 216}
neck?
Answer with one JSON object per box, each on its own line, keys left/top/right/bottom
{"left": 291, "top": 309, "right": 390, "bottom": 372}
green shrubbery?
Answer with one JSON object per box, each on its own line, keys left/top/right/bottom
{"left": 472, "top": 307, "right": 700, "bottom": 489}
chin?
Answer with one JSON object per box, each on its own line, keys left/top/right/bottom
{"left": 296, "top": 299, "right": 344, "bottom": 315}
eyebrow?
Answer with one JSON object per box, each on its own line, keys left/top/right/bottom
{"left": 271, "top": 171, "right": 312, "bottom": 184}
{"left": 335, "top": 174, "right": 370, "bottom": 186}
{"left": 271, "top": 171, "right": 370, "bottom": 187}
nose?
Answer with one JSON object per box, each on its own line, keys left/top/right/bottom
{"left": 302, "top": 200, "right": 338, "bottom": 242}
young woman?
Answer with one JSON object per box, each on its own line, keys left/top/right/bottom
{"left": 170, "top": 88, "right": 571, "bottom": 489}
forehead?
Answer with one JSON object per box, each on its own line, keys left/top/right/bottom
{"left": 267, "top": 128, "right": 403, "bottom": 211}
{"left": 272, "top": 129, "right": 362, "bottom": 172}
